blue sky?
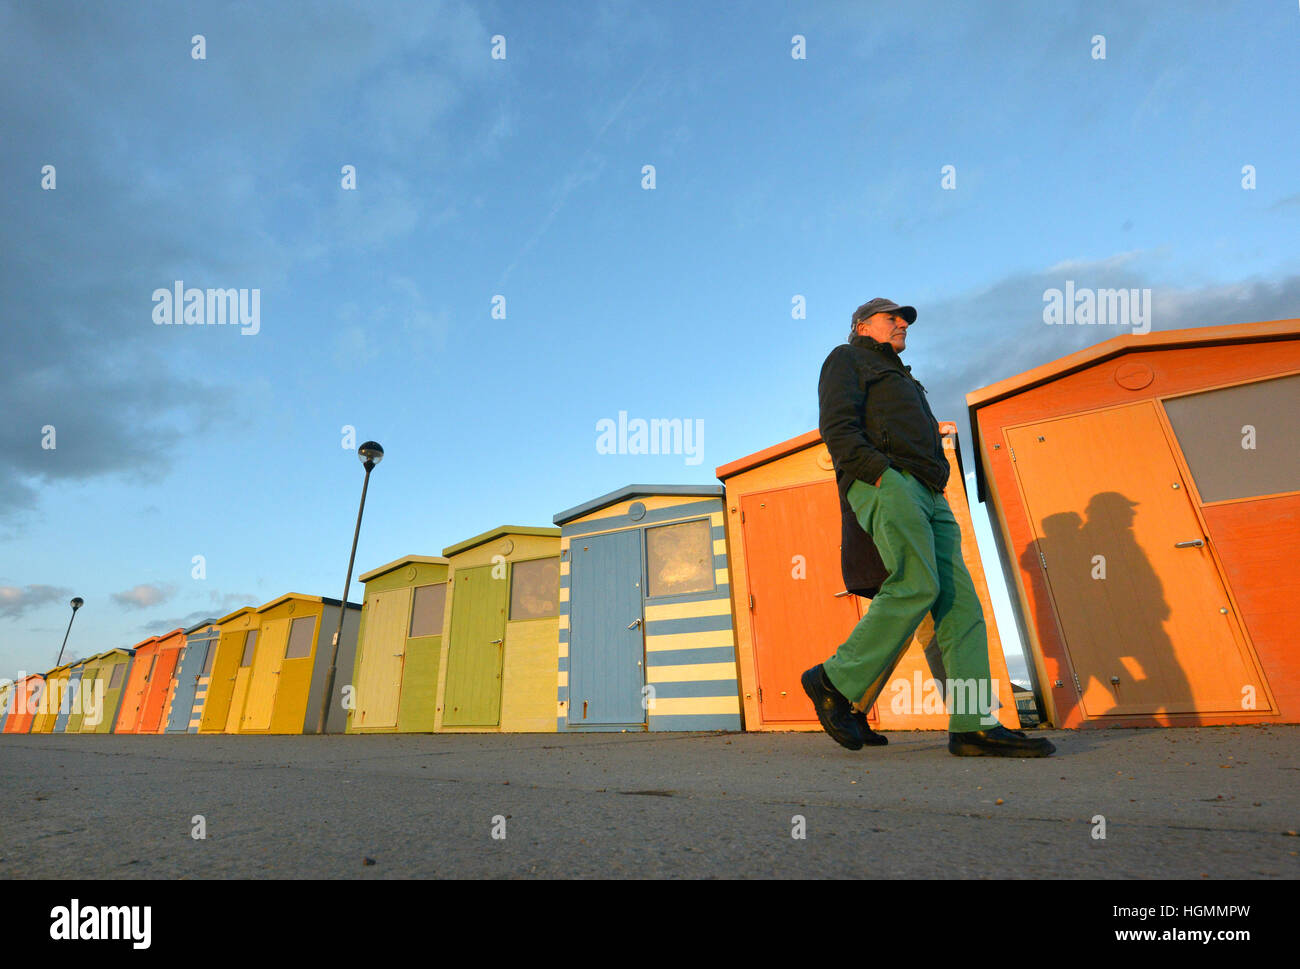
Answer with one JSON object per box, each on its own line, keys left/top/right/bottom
{"left": 2, "top": 0, "right": 1298, "bottom": 685}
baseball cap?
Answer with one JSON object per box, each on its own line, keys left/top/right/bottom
{"left": 852, "top": 298, "right": 917, "bottom": 326}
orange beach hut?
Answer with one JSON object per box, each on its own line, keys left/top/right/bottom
{"left": 967, "top": 318, "right": 1299, "bottom": 728}
{"left": 716, "top": 423, "right": 1019, "bottom": 732}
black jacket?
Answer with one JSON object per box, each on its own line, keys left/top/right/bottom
{"left": 817, "top": 333, "right": 949, "bottom": 598}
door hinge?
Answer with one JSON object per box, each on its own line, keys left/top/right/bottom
{"left": 740, "top": 509, "right": 745, "bottom": 523}
{"left": 757, "top": 687, "right": 763, "bottom": 702}
{"left": 1009, "top": 446, "right": 1016, "bottom": 462}
{"left": 1071, "top": 672, "right": 1082, "bottom": 694}
{"left": 748, "top": 593, "right": 754, "bottom": 610}
{"left": 1038, "top": 549, "right": 1047, "bottom": 570}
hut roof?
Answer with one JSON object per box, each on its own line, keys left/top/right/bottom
{"left": 553, "top": 485, "right": 723, "bottom": 525}
{"left": 442, "top": 526, "right": 561, "bottom": 558}
{"left": 359, "top": 555, "right": 451, "bottom": 584}
{"left": 966, "top": 318, "right": 1300, "bottom": 501}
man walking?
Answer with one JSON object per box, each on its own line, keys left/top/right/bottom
{"left": 802, "top": 298, "right": 1055, "bottom": 757}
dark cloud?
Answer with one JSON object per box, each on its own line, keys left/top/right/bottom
{"left": 0, "top": 1, "right": 494, "bottom": 523}
{"left": 135, "top": 609, "right": 219, "bottom": 636}
{"left": 0, "top": 584, "right": 74, "bottom": 619}
{"left": 137, "top": 589, "right": 257, "bottom": 635}
{"left": 905, "top": 260, "right": 1300, "bottom": 479}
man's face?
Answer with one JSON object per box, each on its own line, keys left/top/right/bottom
{"left": 857, "top": 311, "right": 910, "bottom": 352}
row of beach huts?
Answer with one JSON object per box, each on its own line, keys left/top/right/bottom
{"left": 1, "top": 419, "right": 1020, "bottom": 737}
{"left": 3, "top": 321, "right": 1299, "bottom": 734}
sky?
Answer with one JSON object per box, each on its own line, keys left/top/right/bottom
{"left": 2, "top": 0, "right": 1298, "bottom": 686}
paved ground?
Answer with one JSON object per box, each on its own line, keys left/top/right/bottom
{"left": 2, "top": 726, "right": 1296, "bottom": 878}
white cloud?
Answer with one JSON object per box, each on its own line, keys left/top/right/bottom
{"left": 111, "top": 584, "right": 176, "bottom": 610}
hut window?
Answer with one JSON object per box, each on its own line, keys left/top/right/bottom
{"left": 646, "top": 518, "right": 715, "bottom": 597}
{"left": 240, "top": 631, "right": 258, "bottom": 667}
{"left": 284, "top": 617, "right": 316, "bottom": 659}
{"left": 409, "top": 583, "right": 447, "bottom": 637}
{"left": 200, "top": 643, "right": 215, "bottom": 676}
{"left": 108, "top": 664, "right": 124, "bottom": 689}
{"left": 1163, "top": 373, "right": 1300, "bottom": 502}
{"left": 509, "top": 557, "right": 560, "bottom": 620}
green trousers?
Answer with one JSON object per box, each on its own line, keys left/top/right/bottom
{"left": 823, "top": 467, "right": 997, "bottom": 732}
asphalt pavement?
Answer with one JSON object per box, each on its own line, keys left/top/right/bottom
{"left": 2, "top": 726, "right": 1296, "bottom": 878}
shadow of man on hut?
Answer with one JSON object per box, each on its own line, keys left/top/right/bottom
{"left": 1020, "top": 491, "right": 1198, "bottom": 726}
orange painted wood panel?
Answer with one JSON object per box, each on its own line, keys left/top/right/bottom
{"left": 976, "top": 338, "right": 1300, "bottom": 726}
{"left": 134, "top": 632, "right": 184, "bottom": 734}
{"left": 741, "top": 480, "right": 859, "bottom": 723}
{"left": 1006, "top": 402, "right": 1266, "bottom": 718}
{"left": 4, "top": 676, "right": 44, "bottom": 733}
{"left": 719, "top": 439, "right": 832, "bottom": 731}
{"left": 139, "top": 637, "right": 183, "bottom": 733}
{"left": 115, "top": 638, "right": 160, "bottom": 734}
{"left": 1201, "top": 495, "right": 1300, "bottom": 718}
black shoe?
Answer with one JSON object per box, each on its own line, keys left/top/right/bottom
{"left": 948, "top": 724, "right": 1055, "bottom": 758}
{"left": 851, "top": 710, "right": 889, "bottom": 746}
{"left": 801, "top": 664, "right": 864, "bottom": 751}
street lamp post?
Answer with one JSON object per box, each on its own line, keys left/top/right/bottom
{"left": 55, "top": 596, "right": 84, "bottom": 668}
{"left": 317, "top": 441, "right": 383, "bottom": 735}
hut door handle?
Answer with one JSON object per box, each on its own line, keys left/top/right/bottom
{"left": 627, "top": 619, "right": 642, "bottom": 629}
{"left": 833, "top": 590, "right": 853, "bottom": 598}
{"left": 488, "top": 639, "right": 502, "bottom": 645}
{"left": 1175, "top": 539, "right": 1204, "bottom": 548}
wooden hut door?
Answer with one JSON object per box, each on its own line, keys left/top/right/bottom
{"left": 742, "top": 481, "right": 861, "bottom": 723}
{"left": 356, "top": 588, "right": 409, "bottom": 728}
{"left": 568, "top": 529, "right": 646, "bottom": 726}
{"left": 140, "top": 649, "right": 180, "bottom": 733}
{"left": 120, "top": 656, "right": 153, "bottom": 733}
{"left": 74, "top": 666, "right": 99, "bottom": 732}
{"left": 168, "top": 642, "right": 204, "bottom": 732}
{"left": 443, "top": 566, "right": 507, "bottom": 726}
{"left": 54, "top": 670, "right": 82, "bottom": 732}
{"left": 242, "top": 618, "right": 290, "bottom": 730}
{"left": 67, "top": 668, "right": 94, "bottom": 732}
{"left": 1007, "top": 400, "right": 1268, "bottom": 718}
{"left": 82, "top": 666, "right": 107, "bottom": 731}
{"left": 201, "top": 631, "right": 243, "bottom": 732}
